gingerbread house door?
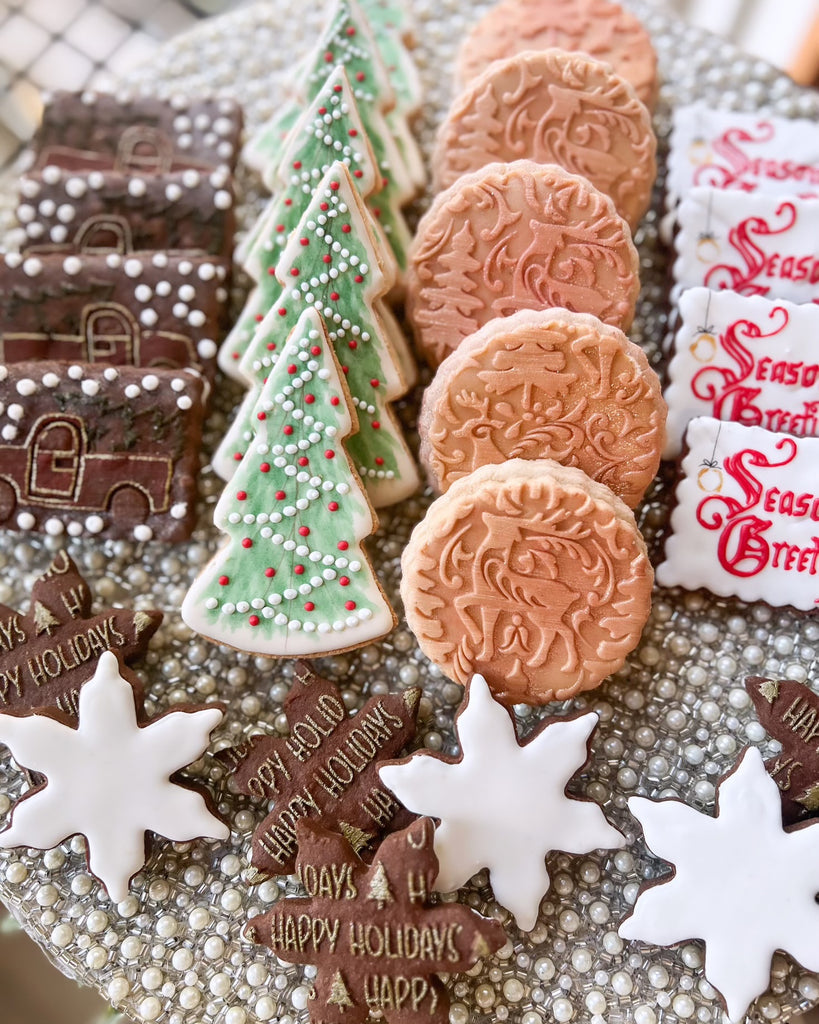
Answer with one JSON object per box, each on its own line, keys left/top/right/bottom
{"left": 83, "top": 304, "right": 140, "bottom": 364}
{"left": 28, "top": 418, "right": 83, "bottom": 499}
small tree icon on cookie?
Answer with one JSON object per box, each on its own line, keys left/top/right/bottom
{"left": 184, "top": 306, "right": 396, "bottom": 656}
{"left": 213, "top": 161, "right": 418, "bottom": 508}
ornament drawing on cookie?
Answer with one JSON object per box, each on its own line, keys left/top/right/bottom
{"left": 245, "top": 817, "right": 506, "bottom": 1024}
{"left": 380, "top": 674, "right": 624, "bottom": 931}
{"left": 620, "top": 747, "right": 819, "bottom": 1022}
{"left": 218, "top": 659, "right": 420, "bottom": 877}
{"left": 184, "top": 307, "right": 397, "bottom": 656}
{"left": 0, "top": 650, "right": 228, "bottom": 903}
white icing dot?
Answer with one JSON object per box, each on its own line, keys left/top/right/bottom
{"left": 135, "top": 284, "right": 152, "bottom": 302}
{"left": 22, "top": 257, "right": 42, "bottom": 277}
{"left": 165, "top": 183, "right": 183, "bottom": 202}
{"left": 173, "top": 302, "right": 189, "bottom": 318}
{"left": 152, "top": 252, "right": 169, "bottom": 268}
{"left": 197, "top": 263, "right": 216, "bottom": 281}
{"left": 68, "top": 364, "right": 84, "bottom": 380}
{"left": 178, "top": 260, "right": 193, "bottom": 275}
{"left": 42, "top": 372, "right": 60, "bottom": 388}
{"left": 16, "top": 511, "right": 35, "bottom": 530}
{"left": 7, "top": 405, "right": 23, "bottom": 421}
{"left": 188, "top": 309, "right": 206, "bottom": 328}
{"left": 155, "top": 280, "right": 172, "bottom": 296}
{"left": 56, "top": 203, "right": 75, "bottom": 223}
{"left": 106, "top": 252, "right": 122, "bottom": 269}
{"left": 17, "top": 204, "right": 34, "bottom": 223}
{"left": 124, "top": 258, "right": 143, "bottom": 278}
{"left": 177, "top": 396, "right": 193, "bottom": 411}
{"left": 182, "top": 169, "right": 200, "bottom": 188}
{"left": 133, "top": 524, "right": 153, "bottom": 542}
{"left": 205, "top": 597, "right": 218, "bottom": 610}
{"left": 197, "top": 339, "right": 217, "bottom": 359}
{"left": 81, "top": 379, "right": 99, "bottom": 397}
{"left": 140, "top": 309, "right": 158, "bottom": 327}
{"left": 125, "top": 384, "right": 141, "bottom": 399}
{"left": 87, "top": 171, "right": 104, "bottom": 189}
{"left": 85, "top": 515, "right": 104, "bottom": 534}
{"left": 15, "top": 378, "right": 35, "bottom": 396}
{"left": 65, "top": 177, "right": 87, "bottom": 198}
{"left": 214, "top": 189, "right": 232, "bottom": 210}
{"left": 44, "top": 517, "right": 64, "bottom": 536}
{"left": 142, "top": 375, "right": 159, "bottom": 392}
{"left": 127, "top": 178, "right": 147, "bottom": 197}
{"left": 170, "top": 503, "right": 187, "bottom": 519}
{"left": 63, "top": 256, "right": 82, "bottom": 276}
{"left": 103, "top": 367, "right": 118, "bottom": 381}
{"left": 67, "top": 522, "right": 82, "bottom": 537}
{"left": 42, "top": 164, "right": 61, "bottom": 185}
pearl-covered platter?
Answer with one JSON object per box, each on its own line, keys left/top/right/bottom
{"left": 1, "top": 2, "right": 819, "bottom": 1022}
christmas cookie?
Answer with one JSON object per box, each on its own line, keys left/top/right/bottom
{"left": 657, "top": 416, "right": 819, "bottom": 608}
{"left": 673, "top": 187, "right": 819, "bottom": 304}
{"left": 183, "top": 307, "right": 398, "bottom": 657}
{"left": 0, "top": 361, "right": 205, "bottom": 542}
{"left": 620, "top": 747, "right": 819, "bottom": 1023}
{"left": 380, "top": 674, "right": 624, "bottom": 931}
{"left": 666, "top": 105, "right": 819, "bottom": 218}
{"left": 245, "top": 817, "right": 506, "bottom": 1024}
{"left": 664, "top": 288, "right": 819, "bottom": 458}
{"left": 746, "top": 675, "right": 819, "bottom": 824}
{"left": 218, "top": 660, "right": 419, "bottom": 877}
{"left": 0, "top": 650, "right": 228, "bottom": 903}
{"left": 407, "top": 160, "right": 640, "bottom": 367}
{"left": 17, "top": 165, "right": 235, "bottom": 258}
{"left": 419, "top": 307, "right": 665, "bottom": 507}
{"left": 400, "top": 458, "right": 653, "bottom": 705}
{"left": 0, "top": 250, "right": 228, "bottom": 378}
{"left": 213, "top": 163, "right": 419, "bottom": 509}
{"left": 31, "top": 91, "right": 243, "bottom": 173}
{"left": 0, "top": 550, "right": 161, "bottom": 717}
{"left": 455, "top": 0, "right": 658, "bottom": 110}
{"left": 433, "top": 49, "right": 656, "bottom": 230}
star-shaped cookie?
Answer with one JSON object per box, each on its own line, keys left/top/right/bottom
{"left": 379, "top": 673, "right": 624, "bottom": 930}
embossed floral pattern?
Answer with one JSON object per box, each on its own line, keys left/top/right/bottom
{"left": 419, "top": 308, "right": 665, "bottom": 506}
{"left": 407, "top": 161, "right": 640, "bottom": 367}
{"left": 400, "top": 460, "right": 653, "bottom": 705}
{"left": 434, "top": 49, "right": 656, "bottom": 228}
{"left": 455, "top": 0, "right": 657, "bottom": 109}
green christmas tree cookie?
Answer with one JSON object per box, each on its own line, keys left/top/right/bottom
{"left": 183, "top": 306, "right": 396, "bottom": 657}
{"left": 219, "top": 67, "right": 383, "bottom": 380}
{"left": 213, "top": 162, "right": 419, "bottom": 509}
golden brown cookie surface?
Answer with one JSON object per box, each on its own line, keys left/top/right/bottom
{"left": 456, "top": 0, "right": 658, "bottom": 110}
{"left": 419, "top": 308, "right": 666, "bottom": 506}
{"left": 433, "top": 49, "right": 657, "bottom": 230}
{"left": 407, "top": 160, "right": 640, "bottom": 367}
{"left": 401, "top": 459, "right": 653, "bottom": 706}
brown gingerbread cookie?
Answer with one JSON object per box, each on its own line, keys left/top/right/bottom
{"left": 0, "top": 550, "right": 161, "bottom": 717}
{"left": 31, "top": 91, "right": 243, "bottom": 173}
{"left": 419, "top": 308, "right": 665, "bottom": 506}
{"left": 433, "top": 49, "right": 657, "bottom": 230}
{"left": 746, "top": 675, "right": 819, "bottom": 824}
{"left": 406, "top": 160, "right": 640, "bottom": 368}
{"left": 0, "top": 361, "right": 205, "bottom": 542}
{"left": 245, "top": 817, "right": 506, "bottom": 1024}
{"left": 456, "top": 0, "right": 658, "bottom": 110}
{"left": 218, "top": 660, "right": 420, "bottom": 878}
{"left": 400, "top": 459, "right": 653, "bottom": 706}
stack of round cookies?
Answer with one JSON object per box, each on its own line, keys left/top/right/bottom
{"left": 402, "top": 0, "right": 667, "bottom": 707}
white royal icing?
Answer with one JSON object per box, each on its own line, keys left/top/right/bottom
{"left": 0, "top": 651, "right": 228, "bottom": 902}
{"left": 620, "top": 747, "right": 819, "bottom": 1022}
{"left": 664, "top": 288, "right": 819, "bottom": 457}
{"left": 379, "top": 674, "right": 624, "bottom": 932}
{"left": 674, "top": 188, "right": 819, "bottom": 306}
{"left": 657, "top": 416, "right": 819, "bottom": 609}
{"left": 666, "top": 105, "right": 819, "bottom": 216}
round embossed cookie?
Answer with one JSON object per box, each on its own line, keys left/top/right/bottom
{"left": 456, "top": 0, "right": 658, "bottom": 110}
{"left": 406, "top": 160, "right": 640, "bottom": 367}
{"left": 401, "top": 459, "right": 653, "bottom": 706}
{"left": 433, "top": 49, "right": 657, "bottom": 230}
{"left": 419, "top": 308, "right": 666, "bottom": 506}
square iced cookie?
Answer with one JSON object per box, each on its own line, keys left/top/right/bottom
{"left": 664, "top": 288, "right": 819, "bottom": 457}
{"left": 658, "top": 416, "right": 819, "bottom": 609}
{"left": 674, "top": 187, "right": 819, "bottom": 304}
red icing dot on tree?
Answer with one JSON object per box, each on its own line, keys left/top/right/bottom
{"left": 299, "top": 526, "right": 310, "bottom": 537}
{"left": 283, "top": 425, "right": 294, "bottom": 435}
{"left": 372, "top": 421, "right": 380, "bottom": 429}
{"left": 237, "top": 491, "right": 247, "bottom": 501}
{"left": 305, "top": 394, "right": 315, "bottom": 404}
{"left": 370, "top": 379, "right": 380, "bottom": 388}
{"left": 288, "top": 364, "right": 298, "bottom": 374}
{"left": 275, "top": 490, "right": 286, "bottom": 500}
{"left": 293, "top": 161, "right": 302, "bottom": 169}
{"left": 278, "top": 308, "right": 287, "bottom": 317}
{"left": 290, "top": 268, "right": 299, "bottom": 277}
{"left": 294, "top": 565, "right": 305, "bottom": 575}
{"left": 329, "top": 502, "right": 339, "bottom": 512}
{"left": 256, "top": 314, "right": 264, "bottom": 322}
{"left": 265, "top": 567, "right": 276, "bottom": 578}
{"left": 249, "top": 615, "right": 260, "bottom": 627}
{"left": 257, "top": 411, "right": 267, "bottom": 421}
{"left": 356, "top": 71, "right": 365, "bottom": 81}
{"left": 304, "top": 602, "right": 315, "bottom": 611}
{"left": 311, "top": 346, "right": 322, "bottom": 356}
{"left": 323, "top": 254, "right": 332, "bottom": 264}
{"left": 242, "top": 538, "right": 253, "bottom": 549}
{"left": 325, "top": 450, "right": 336, "bottom": 459}
{"left": 330, "top": 181, "right": 340, "bottom": 191}
{"left": 338, "top": 541, "right": 349, "bottom": 550}
{"left": 300, "top": 238, "right": 309, "bottom": 246}
{"left": 331, "top": 396, "right": 340, "bottom": 406}
{"left": 340, "top": 576, "right": 350, "bottom": 587}
{"left": 342, "top": 224, "right": 351, "bottom": 233}
{"left": 354, "top": 275, "right": 363, "bottom": 283}
{"left": 375, "top": 457, "right": 384, "bottom": 465}
{"left": 330, "top": 292, "right": 340, "bottom": 301}
{"left": 219, "top": 576, "right": 229, "bottom": 586}
{"left": 298, "top": 456, "right": 309, "bottom": 466}
{"left": 345, "top": 601, "right": 356, "bottom": 610}
{"left": 260, "top": 463, "right": 271, "bottom": 473}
